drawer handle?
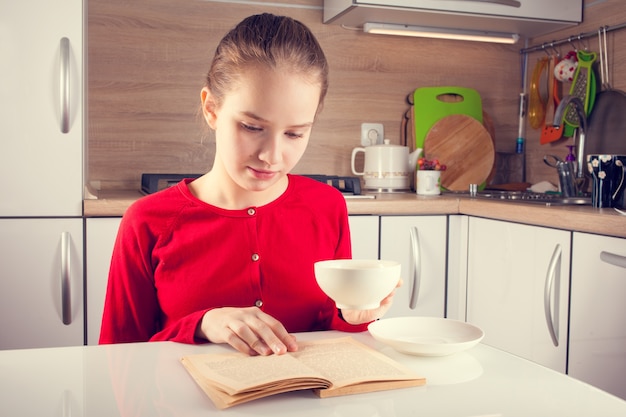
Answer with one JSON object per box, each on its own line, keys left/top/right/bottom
{"left": 600, "top": 251, "right": 626, "bottom": 269}
{"left": 453, "top": 0, "right": 521, "bottom": 7}
{"left": 544, "top": 244, "right": 561, "bottom": 347}
{"left": 61, "top": 232, "right": 72, "bottom": 325}
{"left": 408, "top": 226, "right": 421, "bottom": 309}
{"left": 60, "top": 37, "right": 70, "bottom": 133}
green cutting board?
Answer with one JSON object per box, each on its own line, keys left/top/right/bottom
{"left": 413, "top": 86, "right": 483, "bottom": 150}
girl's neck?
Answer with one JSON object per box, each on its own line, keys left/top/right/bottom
{"left": 189, "top": 170, "right": 288, "bottom": 210}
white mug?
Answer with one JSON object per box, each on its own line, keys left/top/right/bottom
{"left": 416, "top": 170, "right": 441, "bottom": 195}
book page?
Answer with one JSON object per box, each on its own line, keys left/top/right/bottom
{"left": 293, "top": 337, "right": 421, "bottom": 389}
{"left": 181, "top": 349, "right": 326, "bottom": 395}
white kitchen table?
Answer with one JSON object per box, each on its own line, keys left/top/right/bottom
{"left": 1, "top": 331, "right": 625, "bottom": 417}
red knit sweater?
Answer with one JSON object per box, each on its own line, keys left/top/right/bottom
{"left": 99, "top": 174, "right": 368, "bottom": 344}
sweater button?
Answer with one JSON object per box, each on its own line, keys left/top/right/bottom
{"left": 251, "top": 253, "right": 260, "bottom": 261}
{"left": 247, "top": 207, "right": 256, "bottom": 216}
{"left": 255, "top": 299, "right": 263, "bottom": 308}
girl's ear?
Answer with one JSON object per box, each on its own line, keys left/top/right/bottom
{"left": 201, "top": 87, "right": 218, "bottom": 130}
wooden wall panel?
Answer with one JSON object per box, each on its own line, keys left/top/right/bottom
{"left": 87, "top": 0, "right": 625, "bottom": 192}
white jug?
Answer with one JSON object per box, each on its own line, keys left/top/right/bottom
{"left": 351, "top": 139, "right": 422, "bottom": 191}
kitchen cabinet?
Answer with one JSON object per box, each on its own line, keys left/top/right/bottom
{"left": 348, "top": 215, "right": 379, "bottom": 259}
{"left": 0, "top": 0, "right": 84, "bottom": 216}
{"left": 86, "top": 217, "right": 122, "bottom": 345}
{"left": 323, "top": 0, "right": 582, "bottom": 39}
{"left": 0, "top": 219, "right": 84, "bottom": 349}
{"left": 466, "top": 217, "right": 571, "bottom": 372}
{"left": 569, "top": 232, "right": 626, "bottom": 400}
{"left": 380, "top": 215, "right": 447, "bottom": 318}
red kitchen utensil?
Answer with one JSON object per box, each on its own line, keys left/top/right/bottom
{"left": 540, "top": 56, "right": 564, "bottom": 144}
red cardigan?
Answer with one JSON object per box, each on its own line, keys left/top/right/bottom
{"left": 99, "top": 175, "right": 369, "bottom": 344}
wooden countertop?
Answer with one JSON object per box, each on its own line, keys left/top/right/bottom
{"left": 84, "top": 191, "right": 626, "bottom": 239}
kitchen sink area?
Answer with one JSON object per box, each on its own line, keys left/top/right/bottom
{"left": 455, "top": 190, "right": 592, "bottom": 206}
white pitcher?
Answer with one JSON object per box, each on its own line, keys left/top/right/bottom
{"left": 351, "top": 139, "right": 422, "bottom": 191}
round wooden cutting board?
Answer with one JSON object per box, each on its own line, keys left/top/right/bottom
{"left": 423, "top": 114, "right": 495, "bottom": 191}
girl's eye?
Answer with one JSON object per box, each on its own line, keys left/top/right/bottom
{"left": 285, "top": 131, "right": 304, "bottom": 139}
{"left": 241, "top": 123, "right": 262, "bottom": 132}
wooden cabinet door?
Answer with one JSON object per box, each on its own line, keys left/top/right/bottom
{"left": 466, "top": 217, "right": 570, "bottom": 372}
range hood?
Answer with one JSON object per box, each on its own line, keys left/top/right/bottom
{"left": 323, "top": 0, "right": 582, "bottom": 42}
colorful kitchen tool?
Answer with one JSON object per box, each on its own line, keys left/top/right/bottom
{"left": 540, "top": 56, "right": 564, "bottom": 144}
{"left": 412, "top": 86, "right": 483, "bottom": 150}
{"left": 528, "top": 57, "right": 548, "bottom": 129}
{"left": 562, "top": 50, "right": 597, "bottom": 137}
{"left": 423, "top": 114, "right": 494, "bottom": 191}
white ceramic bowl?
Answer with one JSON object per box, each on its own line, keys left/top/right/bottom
{"left": 368, "top": 317, "right": 484, "bottom": 356}
{"left": 314, "top": 259, "right": 401, "bottom": 310}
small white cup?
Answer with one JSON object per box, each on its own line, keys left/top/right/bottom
{"left": 416, "top": 170, "right": 441, "bottom": 195}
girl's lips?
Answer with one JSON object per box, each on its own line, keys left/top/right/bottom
{"left": 248, "top": 167, "right": 277, "bottom": 180}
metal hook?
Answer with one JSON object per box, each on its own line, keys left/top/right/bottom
{"left": 550, "top": 41, "right": 561, "bottom": 59}
{"left": 568, "top": 36, "right": 578, "bottom": 52}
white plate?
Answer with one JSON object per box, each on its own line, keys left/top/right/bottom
{"left": 368, "top": 317, "right": 484, "bottom": 357}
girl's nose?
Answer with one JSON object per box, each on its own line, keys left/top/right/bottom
{"left": 258, "top": 134, "right": 282, "bottom": 165}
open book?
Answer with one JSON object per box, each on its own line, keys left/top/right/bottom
{"left": 180, "top": 336, "right": 425, "bottom": 409}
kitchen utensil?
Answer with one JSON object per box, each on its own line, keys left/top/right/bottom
{"left": 540, "top": 56, "right": 564, "bottom": 144}
{"left": 587, "top": 154, "right": 626, "bottom": 208}
{"left": 543, "top": 154, "right": 578, "bottom": 197}
{"left": 314, "top": 259, "right": 401, "bottom": 310}
{"left": 423, "top": 114, "right": 494, "bottom": 191}
{"left": 412, "top": 86, "right": 483, "bottom": 150}
{"left": 351, "top": 140, "right": 422, "bottom": 191}
{"left": 586, "top": 27, "right": 626, "bottom": 156}
{"left": 368, "top": 317, "right": 484, "bottom": 357}
{"left": 562, "top": 50, "right": 597, "bottom": 137}
{"left": 528, "top": 57, "right": 548, "bottom": 129}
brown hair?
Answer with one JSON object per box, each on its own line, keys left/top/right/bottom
{"left": 205, "top": 13, "right": 328, "bottom": 113}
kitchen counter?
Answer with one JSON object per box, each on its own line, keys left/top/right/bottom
{"left": 2, "top": 331, "right": 625, "bottom": 416}
{"left": 85, "top": 190, "right": 626, "bottom": 238}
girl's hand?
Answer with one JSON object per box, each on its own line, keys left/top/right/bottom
{"left": 196, "top": 307, "right": 298, "bottom": 356}
{"left": 340, "top": 278, "right": 403, "bottom": 325}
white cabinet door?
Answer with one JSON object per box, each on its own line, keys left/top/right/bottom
{"left": 0, "top": 219, "right": 84, "bottom": 349}
{"left": 380, "top": 216, "right": 447, "bottom": 318}
{"left": 569, "top": 232, "right": 626, "bottom": 400}
{"left": 466, "top": 217, "right": 570, "bottom": 372}
{"left": 349, "top": 215, "right": 379, "bottom": 260}
{"left": 0, "top": 0, "right": 83, "bottom": 216}
{"left": 86, "top": 217, "right": 122, "bottom": 345}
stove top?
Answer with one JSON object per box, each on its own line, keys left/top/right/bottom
{"left": 303, "top": 175, "right": 362, "bottom": 195}
{"left": 141, "top": 173, "right": 364, "bottom": 196}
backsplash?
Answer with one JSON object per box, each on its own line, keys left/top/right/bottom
{"left": 87, "top": 0, "right": 625, "bottom": 192}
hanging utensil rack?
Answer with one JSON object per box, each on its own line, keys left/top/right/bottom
{"left": 520, "top": 21, "right": 626, "bottom": 55}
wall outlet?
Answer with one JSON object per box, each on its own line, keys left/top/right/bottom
{"left": 361, "top": 123, "right": 384, "bottom": 146}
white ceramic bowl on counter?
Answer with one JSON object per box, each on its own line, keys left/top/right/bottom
{"left": 314, "top": 259, "right": 401, "bottom": 310}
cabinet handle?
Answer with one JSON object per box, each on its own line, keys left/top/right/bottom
{"left": 60, "top": 37, "right": 70, "bottom": 134}
{"left": 600, "top": 251, "right": 626, "bottom": 269}
{"left": 543, "top": 244, "right": 561, "bottom": 347}
{"left": 61, "top": 232, "right": 72, "bottom": 325}
{"left": 408, "top": 227, "right": 421, "bottom": 309}
{"left": 446, "top": 0, "right": 521, "bottom": 7}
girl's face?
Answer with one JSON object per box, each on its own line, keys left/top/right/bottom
{"left": 202, "top": 66, "right": 321, "bottom": 196}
